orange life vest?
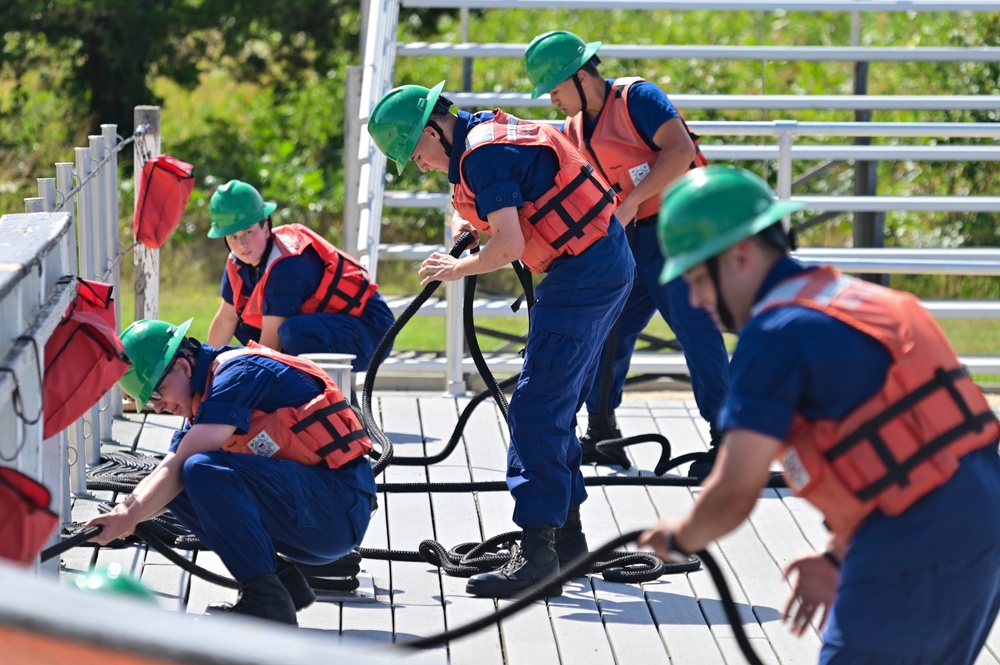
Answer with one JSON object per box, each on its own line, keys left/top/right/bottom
{"left": 564, "top": 77, "right": 707, "bottom": 223}
{"left": 753, "top": 267, "right": 1000, "bottom": 546}
{"left": 227, "top": 224, "right": 376, "bottom": 329}
{"left": 192, "top": 344, "right": 373, "bottom": 469}
{"left": 452, "top": 109, "right": 619, "bottom": 273}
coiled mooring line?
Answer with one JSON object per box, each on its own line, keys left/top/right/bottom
{"left": 46, "top": 235, "right": 774, "bottom": 663}
{"left": 397, "top": 529, "right": 767, "bottom": 665}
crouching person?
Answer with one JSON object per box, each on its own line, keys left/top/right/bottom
{"left": 87, "top": 319, "right": 377, "bottom": 625}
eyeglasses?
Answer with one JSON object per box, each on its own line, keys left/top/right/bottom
{"left": 145, "top": 358, "right": 176, "bottom": 406}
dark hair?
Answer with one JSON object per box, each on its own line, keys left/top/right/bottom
{"left": 432, "top": 94, "right": 454, "bottom": 116}
{"left": 753, "top": 222, "right": 797, "bottom": 253}
{"left": 580, "top": 54, "right": 602, "bottom": 77}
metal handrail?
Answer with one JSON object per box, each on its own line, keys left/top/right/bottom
{"left": 400, "top": 43, "right": 1000, "bottom": 62}
{"left": 401, "top": 0, "right": 1000, "bottom": 10}
{"left": 448, "top": 92, "right": 1000, "bottom": 112}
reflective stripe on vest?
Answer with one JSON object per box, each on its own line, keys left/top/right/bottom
{"left": 195, "top": 344, "right": 373, "bottom": 469}
{"left": 452, "top": 109, "right": 619, "bottom": 273}
{"left": 227, "top": 224, "right": 376, "bottom": 329}
{"left": 755, "top": 267, "right": 1000, "bottom": 545}
{"left": 564, "top": 77, "right": 707, "bottom": 222}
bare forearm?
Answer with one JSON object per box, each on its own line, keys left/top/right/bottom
{"left": 120, "top": 461, "right": 183, "bottom": 524}
{"left": 208, "top": 307, "right": 238, "bottom": 347}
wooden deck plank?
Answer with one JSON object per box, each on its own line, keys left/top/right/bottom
{"left": 133, "top": 413, "right": 184, "bottom": 456}
{"left": 613, "top": 398, "right": 724, "bottom": 661}
{"left": 139, "top": 547, "right": 191, "bottom": 613}
{"left": 591, "top": 403, "right": 689, "bottom": 665}
{"left": 344, "top": 512, "right": 394, "bottom": 646}
{"left": 379, "top": 395, "right": 448, "bottom": 665}
{"left": 184, "top": 550, "right": 236, "bottom": 617}
{"left": 547, "top": 578, "right": 616, "bottom": 665}
{"left": 420, "top": 396, "right": 506, "bottom": 665}
{"left": 55, "top": 401, "right": 1000, "bottom": 665}
{"left": 112, "top": 412, "right": 146, "bottom": 451}
{"left": 458, "top": 396, "right": 567, "bottom": 665}
{"left": 719, "top": 502, "right": 822, "bottom": 663}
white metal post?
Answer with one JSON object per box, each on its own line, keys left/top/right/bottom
{"left": 75, "top": 146, "right": 101, "bottom": 467}
{"left": 774, "top": 120, "right": 797, "bottom": 200}
{"left": 54, "top": 161, "right": 87, "bottom": 496}
{"left": 88, "top": 134, "right": 114, "bottom": 445}
{"left": 36, "top": 178, "right": 74, "bottom": 518}
{"left": 101, "top": 124, "right": 124, "bottom": 419}
{"left": 133, "top": 106, "right": 161, "bottom": 321}
{"left": 443, "top": 219, "right": 466, "bottom": 396}
{"left": 344, "top": 67, "right": 363, "bottom": 258}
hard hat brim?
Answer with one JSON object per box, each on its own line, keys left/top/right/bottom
{"left": 658, "top": 199, "right": 803, "bottom": 285}
{"left": 397, "top": 80, "right": 447, "bottom": 174}
{"left": 133, "top": 317, "right": 194, "bottom": 405}
{"left": 206, "top": 201, "right": 278, "bottom": 239}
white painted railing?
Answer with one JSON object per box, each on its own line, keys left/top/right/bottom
{"left": 401, "top": 0, "right": 1000, "bottom": 10}
{"left": 0, "top": 213, "right": 78, "bottom": 573}
{"left": 2, "top": 120, "right": 148, "bottom": 571}
{"left": 383, "top": 120, "right": 1000, "bottom": 212}
{"left": 345, "top": 0, "right": 1000, "bottom": 391}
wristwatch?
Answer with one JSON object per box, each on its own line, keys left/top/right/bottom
{"left": 664, "top": 528, "right": 691, "bottom": 559}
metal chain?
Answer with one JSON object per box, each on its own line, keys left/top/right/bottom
{"left": 53, "top": 123, "right": 152, "bottom": 213}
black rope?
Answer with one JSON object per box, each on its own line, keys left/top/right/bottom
{"left": 390, "top": 374, "right": 519, "bottom": 466}
{"left": 362, "top": 234, "right": 477, "bottom": 476}
{"left": 398, "top": 529, "right": 766, "bottom": 665}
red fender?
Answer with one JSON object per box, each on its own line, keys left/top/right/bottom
{"left": 133, "top": 155, "right": 195, "bottom": 250}
{"left": 42, "top": 278, "right": 130, "bottom": 439}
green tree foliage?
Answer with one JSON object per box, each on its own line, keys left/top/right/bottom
{"left": 1, "top": 0, "right": 366, "bottom": 129}
{"left": 2, "top": 5, "right": 999, "bottom": 299}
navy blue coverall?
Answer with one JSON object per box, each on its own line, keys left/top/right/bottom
{"left": 720, "top": 257, "right": 1000, "bottom": 664}
{"left": 453, "top": 110, "right": 635, "bottom": 528}
{"left": 166, "top": 344, "right": 377, "bottom": 582}
{"left": 576, "top": 80, "right": 730, "bottom": 426}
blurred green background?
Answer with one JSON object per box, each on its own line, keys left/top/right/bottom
{"left": 3, "top": 4, "right": 999, "bottom": 359}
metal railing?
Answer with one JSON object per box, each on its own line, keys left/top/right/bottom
{"left": 344, "top": 0, "right": 1000, "bottom": 392}
{"left": 3, "top": 121, "right": 146, "bottom": 571}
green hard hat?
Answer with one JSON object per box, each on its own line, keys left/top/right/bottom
{"left": 75, "top": 563, "right": 157, "bottom": 604}
{"left": 368, "top": 81, "right": 446, "bottom": 175}
{"left": 118, "top": 318, "right": 193, "bottom": 405}
{"left": 524, "top": 31, "right": 602, "bottom": 99}
{"left": 657, "top": 165, "right": 803, "bottom": 284}
{"left": 207, "top": 180, "right": 277, "bottom": 239}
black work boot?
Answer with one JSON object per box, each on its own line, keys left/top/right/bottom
{"left": 555, "top": 505, "right": 591, "bottom": 570}
{"left": 689, "top": 423, "right": 723, "bottom": 480}
{"left": 210, "top": 572, "right": 298, "bottom": 625}
{"left": 466, "top": 527, "right": 561, "bottom": 599}
{"left": 209, "top": 559, "right": 315, "bottom": 613}
{"left": 580, "top": 411, "right": 630, "bottom": 468}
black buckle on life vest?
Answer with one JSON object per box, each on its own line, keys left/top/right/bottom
{"left": 526, "top": 164, "right": 617, "bottom": 251}
{"left": 317, "top": 254, "right": 367, "bottom": 315}
{"left": 291, "top": 399, "right": 368, "bottom": 458}
{"left": 825, "top": 365, "right": 997, "bottom": 502}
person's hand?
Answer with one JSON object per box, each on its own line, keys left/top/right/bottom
{"left": 450, "top": 215, "right": 480, "bottom": 248}
{"left": 782, "top": 553, "right": 840, "bottom": 636}
{"left": 419, "top": 252, "right": 466, "bottom": 286}
{"left": 614, "top": 198, "right": 639, "bottom": 228}
{"left": 85, "top": 507, "right": 139, "bottom": 546}
{"left": 637, "top": 517, "right": 688, "bottom": 563}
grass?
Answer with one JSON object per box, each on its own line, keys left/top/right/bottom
{"left": 116, "top": 264, "right": 1000, "bottom": 384}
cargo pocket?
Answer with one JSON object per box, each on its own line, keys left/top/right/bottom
{"left": 518, "top": 312, "right": 595, "bottom": 398}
